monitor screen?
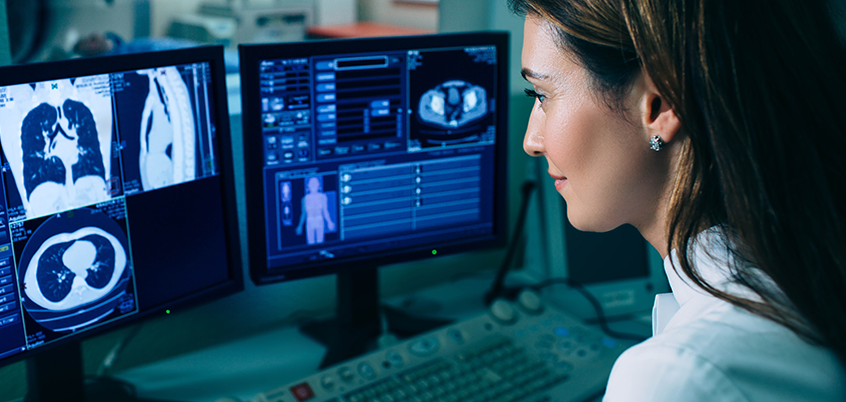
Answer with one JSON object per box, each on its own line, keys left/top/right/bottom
{"left": 0, "top": 46, "right": 241, "bottom": 369}
{"left": 240, "top": 32, "right": 509, "bottom": 284}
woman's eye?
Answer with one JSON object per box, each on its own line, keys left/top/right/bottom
{"left": 524, "top": 88, "right": 546, "bottom": 105}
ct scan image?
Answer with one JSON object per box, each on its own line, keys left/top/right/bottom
{"left": 0, "top": 75, "right": 113, "bottom": 222}
{"left": 418, "top": 80, "right": 487, "bottom": 129}
{"left": 114, "top": 67, "right": 197, "bottom": 194}
{"left": 407, "top": 48, "right": 497, "bottom": 150}
{"left": 13, "top": 203, "right": 135, "bottom": 339}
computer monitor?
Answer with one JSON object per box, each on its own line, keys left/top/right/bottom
{"left": 0, "top": 46, "right": 242, "bottom": 401}
{"left": 523, "top": 157, "right": 668, "bottom": 320}
{"left": 239, "top": 32, "right": 509, "bottom": 366}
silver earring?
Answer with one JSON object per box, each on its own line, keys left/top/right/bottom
{"left": 649, "top": 135, "right": 665, "bottom": 151}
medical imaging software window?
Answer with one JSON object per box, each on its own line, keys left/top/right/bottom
{"left": 259, "top": 45, "right": 500, "bottom": 269}
{"left": 0, "top": 62, "right": 219, "bottom": 359}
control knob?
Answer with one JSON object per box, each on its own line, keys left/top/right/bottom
{"left": 489, "top": 299, "right": 517, "bottom": 324}
{"left": 518, "top": 289, "right": 544, "bottom": 314}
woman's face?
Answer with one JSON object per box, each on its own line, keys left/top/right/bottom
{"left": 521, "top": 14, "right": 669, "bottom": 233}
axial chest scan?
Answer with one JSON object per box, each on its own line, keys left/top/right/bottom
{"left": 25, "top": 228, "right": 127, "bottom": 306}
{"left": 25, "top": 228, "right": 126, "bottom": 302}
{"left": 18, "top": 210, "right": 131, "bottom": 332}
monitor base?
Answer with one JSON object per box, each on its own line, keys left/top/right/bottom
{"left": 23, "top": 376, "right": 183, "bottom": 402}
{"left": 25, "top": 342, "right": 182, "bottom": 402}
{"left": 300, "top": 268, "right": 454, "bottom": 368}
{"left": 87, "top": 376, "right": 183, "bottom": 402}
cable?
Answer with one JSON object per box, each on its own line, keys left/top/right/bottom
{"left": 377, "top": 306, "right": 399, "bottom": 349}
{"left": 530, "top": 277, "right": 648, "bottom": 342}
{"left": 96, "top": 323, "right": 143, "bottom": 377}
{"left": 485, "top": 179, "right": 537, "bottom": 306}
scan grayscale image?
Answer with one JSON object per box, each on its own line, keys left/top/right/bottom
{"left": 407, "top": 47, "right": 497, "bottom": 150}
{"left": 418, "top": 80, "right": 487, "bottom": 129}
{"left": 0, "top": 76, "right": 113, "bottom": 221}
{"left": 137, "top": 67, "right": 196, "bottom": 191}
{"left": 16, "top": 205, "right": 134, "bottom": 333}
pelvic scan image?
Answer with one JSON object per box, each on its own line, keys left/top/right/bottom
{"left": 0, "top": 76, "right": 112, "bottom": 221}
{"left": 136, "top": 67, "right": 196, "bottom": 191}
{"left": 17, "top": 208, "right": 133, "bottom": 333}
{"left": 407, "top": 47, "right": 497, "bottom": 151}
{"left": 418, "top": 80, "right": 487, "bottom": 129}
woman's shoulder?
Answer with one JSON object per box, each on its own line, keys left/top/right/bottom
{"left": 603, "top": 337, "right": 747, "bottom": 402}
{"left": 604, "top": 302, "right": 845, "bottom": 401}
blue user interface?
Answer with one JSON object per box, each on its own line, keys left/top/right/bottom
{"left": 256, "top": 44, "right": 501, "bottom": 272}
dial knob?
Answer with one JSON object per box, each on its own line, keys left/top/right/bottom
{"left": 490, "top": 299, "right": 517, "bottom": 324}
{"left": 518, "top": 289, "right": 544, "bottom": 314}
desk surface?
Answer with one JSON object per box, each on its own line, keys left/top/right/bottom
{"left": 115, "top": 272, "right": 652, "bottom": 402}
{"left": 115, "top": 274, "right": 494, "bottom": 401}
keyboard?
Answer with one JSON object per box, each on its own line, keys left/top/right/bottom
{"left": 252, "top": 290, "right": 633, "bottom": 402}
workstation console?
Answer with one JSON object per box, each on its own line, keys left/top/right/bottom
{"left": 239, "top": 32, "right": 509, "bottom": 367}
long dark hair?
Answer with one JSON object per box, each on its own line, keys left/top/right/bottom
{"left": 511, "top": 0, "right": 846, "bottom": 365}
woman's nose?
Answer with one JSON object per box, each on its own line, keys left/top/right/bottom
{"left": 523, "top": 109, "right": 544, "bottom": 157}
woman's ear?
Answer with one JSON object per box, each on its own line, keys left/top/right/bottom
{"left": 640, "top": 75, "right": 681, "bottom": 144}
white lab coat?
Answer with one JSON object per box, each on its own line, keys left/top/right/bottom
{"left": 603, "top": 229, "right": 846, "bottom": 401}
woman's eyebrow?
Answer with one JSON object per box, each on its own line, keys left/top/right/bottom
{"left": 521, "top": 68, "right": 549, "bottom": 81}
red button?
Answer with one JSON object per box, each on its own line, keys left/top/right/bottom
{"left": 290, "top": 383, "right": 315, "bottom": 401}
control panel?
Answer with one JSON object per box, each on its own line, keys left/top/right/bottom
{"left": 253, "top": 291, "right": 634, "bottom": 402}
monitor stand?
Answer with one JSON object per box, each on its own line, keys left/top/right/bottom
{"left": 25, "top": 341, "right": 176, "bottom": 402}
{"left": 300, "top": 267, "right": 454, "bottom": 369}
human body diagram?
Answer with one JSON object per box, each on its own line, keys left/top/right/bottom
{"left": 296, "top": 176, "right": 335, "bottom": 245}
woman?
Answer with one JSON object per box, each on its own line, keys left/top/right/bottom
{"left": 512, "top": 0, "right": 846, "bottom": 400}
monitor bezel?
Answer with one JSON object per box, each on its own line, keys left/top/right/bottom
{"left": 0, "top": 45, "right": 243, "bottom": 367}
{"left": 239, "top": 32, "right": 510, "bottom": 285}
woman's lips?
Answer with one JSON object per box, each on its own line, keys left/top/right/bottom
{"left": 549, "top": 172, "right": 568, "bottom": 191}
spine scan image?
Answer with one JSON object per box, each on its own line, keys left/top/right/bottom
{"left": 0, "top": 76, "right": 113, "bottom": 220}
{"left": 137, "top": 67, "right": 196, "bottom": 191}
{"left": 418, "top": 80, "right": 487, "bottom": 129}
